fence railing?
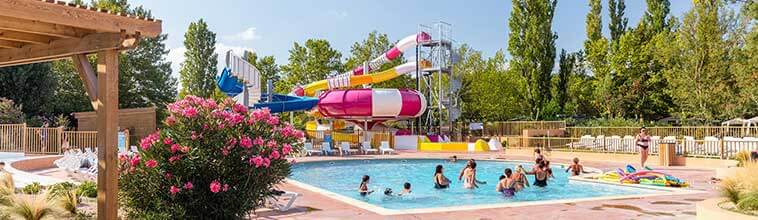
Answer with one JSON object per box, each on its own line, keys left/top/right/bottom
{"left": 449, "top": 121, "right": 566, "bottom": 139}
{"left": 508, "top": 136, "right": 758, "bottom": 159}
{"left": 0, "top": 124, "right": 128, "bottom": 155}
{"left": 566, "top": 126, "right": 758, "bottom": 139}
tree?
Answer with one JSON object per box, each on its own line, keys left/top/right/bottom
{"left": 0, "top": 63, "right": 57, "bottom": 118}
{"left": 345, "top": 31, "right": 414, "bottom": 89}
{"left": 457, "top": 45, "right": 521, "bottom": 121}
{"left": 732, "top": 0, "right": 757, "bottom": 116}
{"left": 0, "top": 98, "right": 25, "bottom": 124}
{"left": 666, "top": 0, "right": 738, "bottom": 120}
{"left": 609, "top": 0, "right": 628, "bottom": 42}
{"left": 277, "top": 39, "right": 343, "bottom": 93}
{"left": 565, "top": 51, "right": 598, "bottom": 116}
{"left": 179, "top": 19, "right": 218, "bottom": 98}
{"left": 642, "top": 0, "right": 672, "bottom": 34}
{"left": 584, "top": 0, "right": 614, "bottom": 117}
{"left": 555, "top": 49, "right": 574, "bottom": 113}
{"left": 507, "top": 0, "right": 558, "bottom": 119}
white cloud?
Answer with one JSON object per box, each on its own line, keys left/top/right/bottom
{"left": 328, "top": 10, "right": 348, "bottom": 19}
{"left": 166, "top": 43, "right": 254, "bottom": 91}
{"left": 224, "top": 27, "right": 261, "bottom": 41}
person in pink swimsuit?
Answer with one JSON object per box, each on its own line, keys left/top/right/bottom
{"left": 635, "top": 127, "right": 651, "bottom": 167}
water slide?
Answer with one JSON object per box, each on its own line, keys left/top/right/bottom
{"left": 292, "top": 32, "right": 431, "bottom": 96}
{"left": 298, "top": 61, "right": 428, "bottom": 97}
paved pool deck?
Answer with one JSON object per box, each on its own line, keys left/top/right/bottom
{"left": 253, "top": 150, "right": 726, "bottom": 220}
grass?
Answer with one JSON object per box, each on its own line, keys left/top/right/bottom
{"left": 735, "top": 150, "right": 751, "bottom": 167}
{"left": 21, "top": 182, "right": 42, "bottom": 194}
{"left": 6, "top": 194, "right": 57, "bottom": 220}
{"left": 76, "top": 181, "right": 97, "bottom": 198}
{"left": 719, "top": 161, "right": 758, "bottom": 215}
{"left": 56, "top": 189, "right": 80, "bottom": 215}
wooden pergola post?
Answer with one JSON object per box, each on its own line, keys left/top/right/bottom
{"left": 95, "top": 49, "right": 119, "bottom": 219}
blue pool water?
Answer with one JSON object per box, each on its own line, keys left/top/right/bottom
{"left": 289, "top": 159, "right": 665, "bottom": 210}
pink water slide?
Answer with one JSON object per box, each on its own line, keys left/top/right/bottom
{"left": 317, "top": 88, "right": 426, "bottom": 121}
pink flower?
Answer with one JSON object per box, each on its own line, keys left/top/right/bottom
{"left": 201, "top": 99, "right": 217, "bottom": 109}
{"left": 266, "top": 117, "right": 279, "bottom": 126}
{"left": 239, "top": 136, "right": 253, "bottom": 149}
{"left": 253, "top": 137, "right": 265, "bottom": 146}
{"left": 270, "top": 150, "right": 280, "bottom": 160}
{"left": 129, "top": 154, "right": 141, "bottom": 167}
{"left": 169, "top": 185, "right": 181, "bottom": 195}
{"left": 232, "top": 103, "right": 248, "bottom": 114}
{"left": 118, "top": 153, "right": 128, "bottom": 162}
{"left": 262, "top": 158, "right": 271, "bottom": 168}
{"left": 163, "top": 137, "right": 173, "bottom": 145}
{"left": 165, "top": 115, "right": 176, "bottom": 126}
{"left": 250, "top": 156, "right": 264, "bottom": 167}
{"left": 282, "top": 144, "right": 292, "bottom": 155}
{"left": 169, "top": 155, "right": 181, "bottom": 163}
{"left": 266, "top": 140, "right": 278, "bottom": 148}
{"left": 226, "top": 138, "right": 238, "bottom": 147}
{"left": 145, "top": 159, "right": 158, "bottom": 168}
{"left": 222, "top": 184, "right": 230, "bottom": 192}
{"left": 139, "top": 132, "right": 160, "bottom": 151}
{"left": 191, "top": 131, "right": 199, "bottom": 140}
{"left": 294, "top": 130, "right": 305, "bottom": 139}
{"left": 164, "top": 172, "right": 173, "bottom": 179}
{"left": 184, "top": 182, "right": 194, "bottom": 190}
{"left": 210, "top": 180, "right": 221, "bottom": 193}
{"left": 182, "top": 107, "right": 198, "bottom": 118}
{"left": 180, "top": 146, "right": 190, "bottom": 153}
{"left": 170, "top": 144, "right": 180, "bottom": 153}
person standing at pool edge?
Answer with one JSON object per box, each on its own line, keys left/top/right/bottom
{"left": 359, "top": 175, "right": 374, "bottom": 196}
{"left": 434, "top": 165, "right": 451, "bottom": 188}
{"left": 635, "top": 127, "right": 651, "bottom": 168}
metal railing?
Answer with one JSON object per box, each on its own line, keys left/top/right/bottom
{"left": 450, "top": 121, "right": 566, "bottom": 138}
{"left": 0, "top": 124, "right": 25, "bottom": 152}
{"left": 509, "top": 136, "right": 758, "bottom": 159}
{"left": 0, "top": 123, "right": 129, "bottom": 155}
{"left": 566, "top": 126, "right": 758, "bottom": 139}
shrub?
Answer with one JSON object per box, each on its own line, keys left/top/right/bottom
{"left": 119, "top": 96, "right": 303, "bottom": 219}
{"left": 736, "top": 150, "right": 751, "bottom": 167}
{"left": 56, "top": 189, "right": 80, "bottom": 215}
{"left": 21, "top": 182, "right": 42, "bottom": 194}
{"left": 76, "top": 181, "right": 96, "bottom": 198}
{"left": 720, "top": 162, "right": 758, "bottom": 214}
{"left": 7, "top": 195, "right": 56, "bottom": 220}
{"left": 0, "top": 98, "right": 24, "bottom": 124}
{"left": 46, "top": 182, "right": 75, "bottom": 200}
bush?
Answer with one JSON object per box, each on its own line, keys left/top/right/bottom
{"left": 736, "top": 150, "right": 751, "bottom": 167}
{"left": 47, "top": 182, "right": 76, "bottom": 199}
{"left": 21, "top": 182, "right": 41, "bottom": 194}
{"left": 0, "top": 98, "right": 24, "bottom": 124}
{"left": 720, "top": 162, "right": 758, "bottom": 214}
{"left": 76, "top": 181, "right": 97, "bottom": 198}
{"left": 119, "top": 96, "right": 303, "bottom": 219}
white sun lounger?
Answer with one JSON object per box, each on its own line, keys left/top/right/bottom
{"left": 339, "top": 142, "right": 358, "bottom": 156}
{"left": 361, "top": 142, "right": 378, "bottom": 154}
{"left": 380, "top": 141, "right": 394, "bottom": 155}
{"left": 266, "top": 191, "right": 301, "bottom": 212}
{"left": 303, "top": 142, "right": 322, "bottom": 156}
{"left": 321, "top": 142, "right": 335, "bottom": 156}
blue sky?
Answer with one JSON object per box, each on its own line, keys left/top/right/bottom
{"left": 125, "top": 0, "right": 694, "bottom": 79}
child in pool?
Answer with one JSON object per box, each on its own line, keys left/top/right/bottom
{"left": 399, "top": 182, "right": 412, "bottom": 196}
{"left": 496, "top": 169, "right": 516, "bottom": 197}
{"left": 512, "top": 165, "right": 530, "bottom": 191}
{"left": 359, "top": 175, "right": 374, "bottom": 196}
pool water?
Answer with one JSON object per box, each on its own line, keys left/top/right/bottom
{"left": 289, "top": 159, "right": 665, "bottom": 210}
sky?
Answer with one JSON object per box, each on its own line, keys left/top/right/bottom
{"left": 123, "top": 0, "right": 694, "bottom": 82}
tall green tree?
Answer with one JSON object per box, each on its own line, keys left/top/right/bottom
{"left": 732, "top": 0, "right": 757, "bottom": 116}
{"left": 179, "top": 19, "right": 218, "bottom": 98}
{"left": 277, "top": 39, "right": 343, "bottom": 93}
{"left": 555, "top": 49, "right": 574, "bottom": 113}
{"left": 345, "top": 31, "right": 414, "bottom": 89}
{"left": 0, "top": 63, "right": 57, "bottom": 117}
{"left": 584, "top": 0, "right": 613, "bottom": 117}
{"left": 666, "top": 0, "right": 738, "bottom": 120}
{"left": 508, "top": 0, "right": 558, "bottom": 119}
{"left": 565, "top": 51, "right": 598, "bottom": 116}
{"left": 458, "top": 45, "right": 520, "bottom": 121}
{"left": 609, "top": 0, "right": 628, "bottom": 42}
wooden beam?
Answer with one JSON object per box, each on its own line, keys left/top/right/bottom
{"left": 0, "top": 32, "right": 129, "bottom": 67}
{"left": 95, "top": 49, "right": 119, "bottom": 220}
{"left": 0, "top": 39, "right": 23, "bottom": 49}
{"left": 72, "top": 54, "right": 98, "bottom": 104}
{"left": 0, "top": 0, "right": 161, "bottom": 37}
{"left": 0, "top": 15, "right": 89, "bottom": 38}
{"left": 0, "top": 30, "right": 55, "bottom": 44}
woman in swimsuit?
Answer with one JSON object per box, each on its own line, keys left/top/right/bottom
{"left": 358, "top": 175, "right": 374, "bottom": 196}
{"left": 434, "top": 165, "right": 451, "bottom": 189}
{"left": 565, "top": 157, "right": 585, "bottom": 176}
{"left": 496, "top": 168, "right": 516, "bottom": 197}
{"left": 544, "top": 160, "right": 554, "bottom": 179}
{"left": 458, "top": 159, "right": 475, "bottom": 181}
{"left": 635, "top": 127, "right": 651, "bottom": 167}
{"left": 527, "top": 160, "right": 549, "bottom": 187}
{"left": 463, "top": 162, "right": 486, "bottom": 189}
{"left": 512, "top": 165, "right": 530, "bottom": 191}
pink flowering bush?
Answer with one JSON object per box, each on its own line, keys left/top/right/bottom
{"left": 119, "top": 96, "right": 304, "bottom": 219}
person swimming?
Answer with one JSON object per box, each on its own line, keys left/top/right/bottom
{"left": 399, "top": 182, "right": 412, "bottom": 196}
{"left": 512, "top": 165, "right": 530, "bottom": 191}
{"left": 449, "top": 155, "right": 458, "bottom": 163}
{"left": 434, "top": 165, "right": 451, "bottom": 189}
{"left": 496, "top": 169, "right": 516, "bottom": 197}
{"left": 359, "top": 175, "right": 375, "bottom": 196}
{"left": 462, "top": 162, "right": 486, "bottom": 189}
{"left": 565, "top": 157, "right": 586, "bottom": 176}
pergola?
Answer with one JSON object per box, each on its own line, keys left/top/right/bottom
{"left": 0, "top": 0, "right": 161, "bottom": 219}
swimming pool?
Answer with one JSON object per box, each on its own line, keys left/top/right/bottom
{"left": 289, "top": 159, "right": 679, "bottom": 213}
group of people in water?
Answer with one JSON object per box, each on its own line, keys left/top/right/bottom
{"left": 359, "top": 149, "right": 589, "bottom": 197}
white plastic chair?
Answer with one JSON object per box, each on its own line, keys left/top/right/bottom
{"left": 266, "top": 191, "right": 301, "bottom": 212}
{"left": 361, "top": 142, "right": 378, "bottom": 154}
{"left": 321, "top": 142, "right": 335, "bottom": 156}
{"left": 339, "top": 142, "right": 358, "bottom": 156}
{"left": 380, "top": 141, "right": 394, "bottom": 155}
{"left": 303, "top": 142, "right": 322, "bottom": 156}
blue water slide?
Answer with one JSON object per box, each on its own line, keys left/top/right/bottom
{"left": 216, "top": 68, "right": 244, "bottom": 97}
{"left": 254, "top": 94, "right": 319, "bottom": 113}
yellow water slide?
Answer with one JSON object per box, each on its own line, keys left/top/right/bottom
{"left": 300, "top": 61, "right": 428, "bottom": 97}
